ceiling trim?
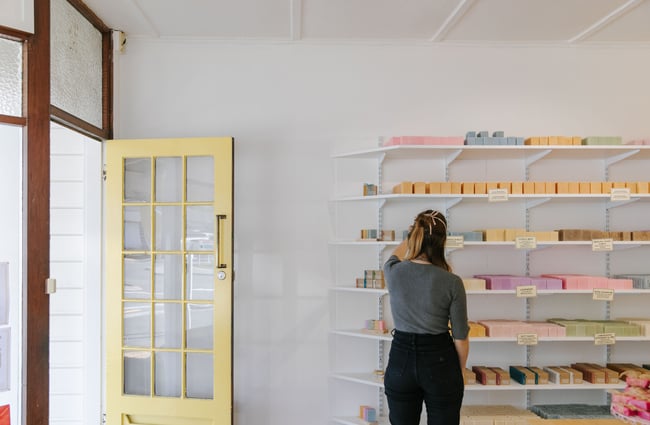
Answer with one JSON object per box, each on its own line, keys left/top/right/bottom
{"left": 568, "top": 0, "right": 645, "bottom": 43}
{"left": 430, "top": 0, "right": 477, "bottom": 43}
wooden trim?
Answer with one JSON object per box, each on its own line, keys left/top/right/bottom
{"left": 25, "top": 1, "right": 50, "bottom": 425}
{"left": 103, "top": 30, "right": 114, "bottom": 139}
{"left": 0, "top": 114, "right": 26, "bottom": 127}
{"left": 66, "top": 0, "right": 111, "bottom": 33}
{"left": 0, "top": 25, "right": 32, "bottom": 41}
{"left": 51, "top": 105, "right": 108, "bottom": 141}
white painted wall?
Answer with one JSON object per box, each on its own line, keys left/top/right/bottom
{"left": 113, "top": 40, "right": 650, "bottom": 424}
{"left": 0, "top": 125, "right": 23, "bottom": 425}
{"left": 49, "top": 123, "right": 102, "bottom": 425}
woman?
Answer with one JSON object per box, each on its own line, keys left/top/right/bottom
{"left": 383, "top": 209, "right": 469, "bottom": 425}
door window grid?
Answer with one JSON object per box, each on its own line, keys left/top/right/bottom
{"left": 121, "top": 155, "right": 215, "bottom": 399}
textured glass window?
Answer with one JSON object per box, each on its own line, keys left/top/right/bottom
{"left": 51, "top": 0, "right": 103, "bottom": 128}
{"left": 0, "top": 38, "right": 23, "bottom": 117}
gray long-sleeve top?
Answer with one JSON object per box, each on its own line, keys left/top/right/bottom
{"left": 384, "top": 255, "right": 469, "bottom": 339}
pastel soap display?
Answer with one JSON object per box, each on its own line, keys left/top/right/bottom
{"left": 383, "top": 136, "right": 465, "bottom": 146}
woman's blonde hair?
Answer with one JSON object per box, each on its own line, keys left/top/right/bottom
{"left": 404, "top": 209, "right": 451, "bottom": 271}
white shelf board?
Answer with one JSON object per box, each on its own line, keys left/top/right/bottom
{"left": 331, "top": 330, "right": 650, "bottom": 343}
{"left": 332, "top": 417, "right": 389, "bottom": 425}
{"left": 466, "top": 289, "right": 650, "bottom": 295}
{"left": 331, "top": 287, "right": 388, "bottom": 295}
{"left": 331, "top": 144, "right": 650, "bottom": 161}
{"left": 329, "top": 240, "right": 650, "bottom": 248}
{"left": 330, "top": 372, "right": 626, "bottom": 391}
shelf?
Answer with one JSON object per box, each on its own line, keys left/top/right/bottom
{"left": 329, "top": 240, "right": 650, "bottom": 249}
{"left": 331, "top": 194, "right": 650, "bottom": 206}
{"left": 332, "top": 417, "right": 389, "bottom": 425}
{"left": 331, "top": 144, "right": 650, "bottom": 162}
{"left": 332, "top": 287, "right": 650, "bottom": 296}
{"left": 332, "top": 330, "right": 650, "bottom": 343}
{"left": 331, "top": 372, "right": 626, "bottom": 391}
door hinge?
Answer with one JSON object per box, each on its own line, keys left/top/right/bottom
{"left": 45, "top": 278, "right": 56, "bottom": 294}
{"left": 102, "top": 164, "right": 107, "bottom": 181}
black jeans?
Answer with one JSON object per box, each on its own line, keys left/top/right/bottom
{"left": 384, "top": 330, "right": 464, "bottom": 425}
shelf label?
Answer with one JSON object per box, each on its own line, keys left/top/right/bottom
{"left": 446, "top": 235, "right": 464, "bottom": 249}
{"left": 516, "top": 236, "right": 537, "bottom": 249}
{"left": 592, "top": 238, "right": 614, "bottom": 252}
{"left": 517, "top": 333, "right": 539, "bottom": 346}
{"left": 488, "top": 189, "right": 509, "bottom": 202}
{"left": 592, "top": 288, "right": 615, "bottom": 301}
{"left": 516, "top": 285, "right": 538, "bottom": 298}
{"left": 610, "top": 188, "right": 631, "bottom": 202}
{"left": 594, "top": 333, "right": 616, "bottom": 346}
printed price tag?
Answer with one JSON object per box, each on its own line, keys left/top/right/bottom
{"left": 592, "top": 238, "right": 614, "bottom": 252}
{"left": 592, "top": 288, "right": 614, "bottom": 301}
{"left": 515, "top": 236, "right": 537, "bottom": 249}
{"left": 611, "top": 188, "right": 631, "bottom": 202}
{"left": 517, "top": 333, "right": 539, "bottom": 346}
{"left": 488, "top": 188, "right": 509, "bottom": 202}
{"left": 594, "top": 333, "right": 616, "bottom": 345}
{"left": 446, "top": 235, "right": 464, "bottom": 249}
{"left": 516, "top": 285, "right": 538, "bottom": 298}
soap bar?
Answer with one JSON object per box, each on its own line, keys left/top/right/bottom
{"left": 461, "top": 182, "right": 475, "bottom": 194}
{"left": 428, "top": 182, "right": 442, "bottom": 194}
{"left": 489, "top": 367, "right": 511, "bottom": 385}
{"left": 544, "top": 366, "right": 570, "bottom": 384}
{"left": 413, "top": 182, "right": 427, "bottom": 194}
{"left": 393, "top": 182, "right": 413, "bottom": 194}
{"left": 526, "top": 366, "right": 549, "bottom": 384}
{"left": 463, "top": 368, "right": 477, "bottom": 385}
{"left": 571, "top": 363, "right": 605, "bottom": 384}
{"left": 472, "top": 366, "right": 497, "bottom": 385}
{"left": 510, "top": 366, "right": 535, "bottom": 385}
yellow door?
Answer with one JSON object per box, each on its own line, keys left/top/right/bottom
{"left": 105, "top": 137, "right": 233, "bottom": 425}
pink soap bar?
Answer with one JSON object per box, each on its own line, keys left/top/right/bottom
{"left": 608, "top": 278, "right": 634, "bottom": 289}
{"left": 625, "top": 139, "right": 650, "bottom": 145}
{"left": 384, "top": 136, "right": 465, "bottom": 146}
{"left": 544, "top": 278, "right": 563, "bottom": 290}
{"left": 543, "top": 274, "right": 581, "bottom": 289}
{"left": 587, "top": 276, "right": 608, "bottom": 289}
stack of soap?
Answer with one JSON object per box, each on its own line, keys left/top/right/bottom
{"left": 541, "top": 274, "right": 633, "bottom": 290}
{"left": 572, "top": 363, "right": 620, "bottom": 383}
{"left": 632, "top": 230, "right": 650, "bottom": 241}
{"left": 626, "top": 139, "right": 650, "bottom": 145}
{"left": 547, "top": 319, "right": 602, "bottom": 336}
{"left": 356, "top": 270, "right": 385, "bottom": 289}
{"left": 463, "top": 278, "right": 487, "bottom": 291}
{"left": 530, "top": 404, "right": 612, "bottom": 419}
{"left": 465, "top": 131, "right": 524, "bottom": 146}
{"left": 615, "top": 274, "right": 650, "bottom": 289}
{"left": 582, "top": 136, "right": 623, "bottom": 145}
{"left": 477, "top": 320, "right": 565, "bottom": 337}
{"left": 363, "top": 183, "right": 377, "bottom": 196}
{"left": 363, "top": 319, "right": 387, "bottom": 334}
{"left": 359, "top": 405, "right": 378, "bottom": 424}
{"left": 525, "top": 136, "right": 582, "bottom": 145}
{"left": 384, "top": 136, "right": 465, "bottom": 146}
{"left": 460, "top": 405, "right": 538, "bottom": 425}
{"left": 616, "top": 319, "right": 650, "bottom": 336}
{"left": 468, "top": 321, "right": 487, "bottom": 337}
{"left": 474, "top": 274, "right": 563, "bottom": 290}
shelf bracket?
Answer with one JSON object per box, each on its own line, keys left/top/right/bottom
{"left": 525, "top": 149, "right": 552, "bottom": 168}
{"left": 445, "top": 197, "right": 463, "bottom": 210}
{"left": 606, "top": 198, "right": 639, "bottom": 210}
{"left": 605, "top": 149, "right": 639, "bottom": 168}
{"left": 525, "top": 197, "right": 551, "bottom": 209}
{"left": 446, "top": 149, "right": 463, "bottom": 167}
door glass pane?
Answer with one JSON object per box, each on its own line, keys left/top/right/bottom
{"left": 186, "top": 304, "right": 213, "bottom": 350}
{"left": 124, "top": 206, "right": 151, "bottom": 251}
{"left": 155, "top": 351, "right": 181, "bottom": 397}
{"left": 186, "top": 353, "right": 213, "bottom": 399}
{"left": 124, "top": 158, "right": 151, "bottom": 202}
{"left": 123, "top": 302, "right": 151, "bottom": 347}
{"left": 186, "top": 206, "right": 214, "bottom": 251}
{"left": 154, "top": 303, "right": 182, "bottom": 349}
{"left": 186, "top": 156, "right": 214, "bottom": 202}
{"left": 154, "top": 254, "right": 182, "bottom": 300}
{"left": 155, "top": 156, "right": 182, "bottom": 202}
{"left": 186, "top": 254, "right": 214, "bottom": 301}
{"left": 124, "top": 351, "right": 151, "bottom": 396}
{"left": 155, "top": 206, "right": 182, "bottom": 251}
{"left": 123, "top": 255, "right": 151, "bottom": 299}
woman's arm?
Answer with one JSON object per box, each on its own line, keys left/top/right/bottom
{"left": 453, "top": 338, "right": 469, "bottom": 370}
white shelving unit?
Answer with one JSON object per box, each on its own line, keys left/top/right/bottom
{"left": 329, "top": 142, "right": 650, "bottom": 423}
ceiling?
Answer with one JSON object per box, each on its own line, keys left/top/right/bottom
{"left": 84, "top": 0, "right": 650, "bottom": 45}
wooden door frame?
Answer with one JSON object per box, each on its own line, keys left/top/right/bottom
{"left": 1, "top": 1, "right": 112, "bottom": 424}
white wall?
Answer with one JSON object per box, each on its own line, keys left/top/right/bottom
{"left": 0, "top": 125, "right": 23, "bottom": 425}
{"left": 50, "top": 124, "right": 102, "bottom": 425}
{"left": 113, "top": 40, "right": 650, "bottom": 424}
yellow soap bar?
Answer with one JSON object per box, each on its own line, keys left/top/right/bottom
{"left": 497, "top": 182, "right": 510, "bottom": 192}
{"left": 450, "top": 182, "right": 462, "bottom": 194}
{"left": 486, "top": 182, "right": 498, "bottom": 192}
{"left": 428, "top": 182, "right": 442, "bottom": 194}
{"left": 568, "top": 182, "right": 580, "bottom": 193}
{"left": 393, "top": 182, "right": 413, "bottom": 194}
{"left": 539, "top": 136, "right": 549, "bottom": 145}
{"left": 534, "top": 182, "right": 546, "bottom": 194}
{"left": 626, "top": 182, "right": 638, "bottom": 193}
{"left": 523, "top": 182, "right": 535, "bottom": 194}
{"left": 602, "top": 182, "right": 613, "bottom": 193}
{"left": 525, "top": 137, "right": 539, "bottom": 145}
{"left": 637, "top": 182, "right": 649, "bottom": 194}
{"left": 413, "top": 182, "right": 427, "bottom": 194}
{"left": 440, "top": 182, "right": 452, "bottom": 193}
{"left": 590, "top": 182, "right": 602, "bottom": 194}
{"left": 613, "top": 182, "right": 626, "bottom": 188}
{"left": 579, "top": 182, "right": 590, "bottom": 194}
{"left": 474, "top": 182, "right": 487, "bottom": 194}
{"left": 505, "top": 228, "right": 526, "bottom": 241}
{"left": 462, "top": 182, "right": 475, "bottom": 194}
{"left": 545, "top": 182, "right": 556, "bottom": 194}
{"left": 483, "top": 229, "right": 505, "bottom": 241}
{"left": 572, "top": 136, "right": 582, "bottom": 145}
{"left": 548, "top": 136, "right": 558, "bottom": 145}
{"left": 556, "top": 182, "right": 569, "bottom": 193}
{"left": 510, "top": 182, "right": 523, "bottom": 194}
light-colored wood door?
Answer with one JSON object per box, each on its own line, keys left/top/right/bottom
{"left": 105, "top": 137, "right": 233, "bottom": 425}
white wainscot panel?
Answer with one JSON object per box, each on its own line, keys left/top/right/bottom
{"left": 50, "top": 288, "right": 84, "bottom": 315}
{"left": 50, "top": 341, "right": 83, "bottom": 367}
{"left": 51, "top": 155, "right": 84, "bottom": 181}
{"left": 50, "top": 315, "right": 83, "bottom": 340}
{"left": 50, "top": 235, "right": 84, "bottom": 261}
{"left": 51, "top": 182, "right": 84, "bottom": 208}
{"left": 51, "top": 209, "right": 84, "bottom": 235}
